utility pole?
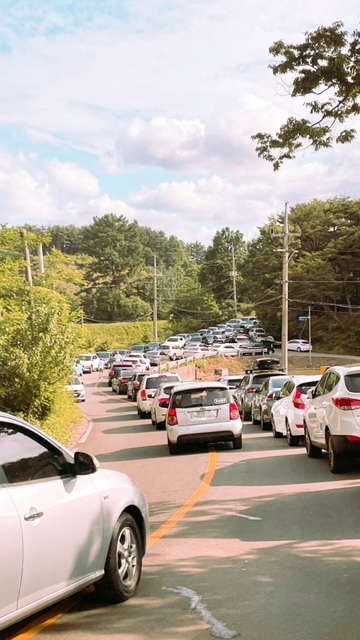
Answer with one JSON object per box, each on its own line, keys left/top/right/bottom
{"left": 21, "top": 229, "right": 33, "bottom": 286}
{"left": 153, "top": 253, "right": 158, "bottom": 341}
{"left": 38, "top": 243, "right": 45, "bottom": 275}
{"left": 308, "top": 304, "right": 312, "bottom": 366}
{"left": 281, "top": 203, "right": 289, "bottom": 373}
{"left": 230, "top": 245, "right": 238, "bottom": 316}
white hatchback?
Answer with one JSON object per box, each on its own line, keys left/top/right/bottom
{"left": 0, "top": 412, "right": 149, "bottom": 632}
{"left": 271, "top": 375, "right": 321, "bottom": 445}
{"left": 304, "top": 364, "right": 360, "bottom": 473}
{"left": 166, "top": 381, "right": 243, "bottom": 454}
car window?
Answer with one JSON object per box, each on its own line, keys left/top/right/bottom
{"left": 344, "top": 374, "right": 360, "bottom": 393}
{"left": 323, "top": 371, "right": 340, "bottom": 394}
{"left": 314, "top": 373, "right": 329, "bottom": 396}
{"left": 271, "top": 377, "right": 290, "bottom": 389}
{"left": 281, "top": 381, "right": 294, "bottom": 397}
{"left": 261, "top": 379, "right": 269, "bottom": 393}
{"left": 297, "top": 380, "right": 319, "bottom": 395}
{"left": 0, "top": 423, "right": 70, "bottom": 484}
{"left": 171, "top": 387, "right": 230, "bottom": 409}
{"left": 146, "top": 376, "right": 180, "bottom": 389}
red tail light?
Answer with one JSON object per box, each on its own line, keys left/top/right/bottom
{"left": 159, "top": 398, "right": 170, "bottom": 408}
{"left": 332, "top": 397, "right": 360, "bottom": 411}
{"left": 135, "top": 381, "right": 140, "bottom": 388}
{"left": 167, "top": 408, "right": 178, "bottom": 425}
{"left": 346, "top": 436, "right": 360, "bottom": 442}
{"left": 267, "top": 392, "right": 276, "bottom": 400}
{"left": 141, "top": 389, "right": 147, "bottom": 400}
{"left": 121, "top": 377, "right": 128, "bottom": 382}
{"left": 293, "top": 389, "right": 306, "bottom": 410}
{"left": 247, "top": 387, "right": 257, "bottom": 394}
{"left": 230, "top": 402, "right": 240, "bottom": 420}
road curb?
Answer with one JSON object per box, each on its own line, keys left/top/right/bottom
{"left": 70, "top": 415, "right": 93, "bottom": 450}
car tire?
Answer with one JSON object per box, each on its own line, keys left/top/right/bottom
{"left": 242, "top": 404, "right": 251, "bottom": 422}
{"left": 252, "top": 410, "right": 260, "bottom": 425}
{"left": 327, "top": 431, "right": 348, "bottom": 474}
{"left": 304, "top": 423, "right": 322, "bottom": 458}
{"left": 296, "top": 347, "right": 301, "bottom": 352}
{"left": 139, "top": 410, "right": 147, "bottom": 419}
{"left": 132, "top": 392, "right": 137, "bottom": 402}
{"left": 233, "top": 434, "right": 242, "bottom": 449}
{"left": 168, "top": 438, "right": 179, "bottom": 455}
{"left": 260, "top": 413, "right": 269, "bottom": 431}
{"left": 155, "top": 420, "right": 165, "bottom": 430}
{"left": 286, "top": 421, "right": 299, "bottom": 446}
{"left": 271, "top": 416, "right": 282, "bottom": 438}
{"left": 94, "top": 513, "right": 142, "bottom": 603}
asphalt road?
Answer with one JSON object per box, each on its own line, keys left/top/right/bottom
{"left": 5, "top": 369, "right": 360, "bottom": 640}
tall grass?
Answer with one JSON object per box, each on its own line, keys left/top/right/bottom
{"left": 74, "top": 320, "right": 171, "bottom": 352}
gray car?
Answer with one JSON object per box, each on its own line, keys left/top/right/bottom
{"left": 235, "top": 371, "right": 287, "bottom": 421}
{"left": 251, "top": 375, "right": 292, "bottom": 429}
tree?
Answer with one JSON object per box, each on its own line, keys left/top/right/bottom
{"left": 252, "top": 22, "right": 360, "bottom": 169}
{"left": 0, "top": 287, "right": 77, "bottom": 420}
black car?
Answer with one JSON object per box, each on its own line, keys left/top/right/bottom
{"left": 116, "top": 370, "right": 135, "bottom": 395}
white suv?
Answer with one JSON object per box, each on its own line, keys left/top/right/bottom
{"left": 78, "top": 353, "right": 101, "bottom": 373}
{"left": 304, "top": 364, "right": 360, "bottom": 473}
{"left": 137, "top": 373, "right": 182, "bottom": 418}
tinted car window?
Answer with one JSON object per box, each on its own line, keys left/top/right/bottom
{"left": 271, "top": 377, "right": 289, "bottom": 389}
{"left": 323, "top": 371, "right": 340, "bottom": 394}
{"left": 252, "top": 374, "right": 276, "bottom": 386}
{"left": 344, "top": 374, "right": 360, "bottom": 393}
{"left": 146, "top": 376, "right": 180, "bottom": 389}
{"left": 281, "top": 381, "right": 294, "bottom": 397}
{"left": 0, "top": 423, "right": 69, "bottom": 484}
{"left": 297, "top": 381, "right": 319, "bottom": 395}
{"left": 171, "top": 387, "right": 230, "bottom": 409}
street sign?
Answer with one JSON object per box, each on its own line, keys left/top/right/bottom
{"left": 298, "top": 316, "right": 309, "bottom": 321}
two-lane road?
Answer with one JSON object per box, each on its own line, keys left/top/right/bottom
{"left": 5, "top": 371, "right": 360, "bottom": 640}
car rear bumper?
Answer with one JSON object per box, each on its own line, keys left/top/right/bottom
{"left": 167, "top": 420, "right": 242, "bottom": 444}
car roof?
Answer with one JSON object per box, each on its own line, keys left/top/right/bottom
{"left": 171, "top": 381, "right": 229, "bottom": 393}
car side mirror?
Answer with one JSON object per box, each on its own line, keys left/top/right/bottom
{"left": 74, "top": 451, "right": 99, "bottom": 475}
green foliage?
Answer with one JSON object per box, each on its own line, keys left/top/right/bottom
{"left": 252, "top": 21, "right": 360, "bottom": 169}
{"left": 0, "top": 287, "right": 77, "bottom": 421}
{"left": 199, "top": 228, "right": 246, "bottom": 307}
{"left": 74, "top": 320, "right": 170, "bottom": 352}
{"left": 38, "top": 389, "right": 84, "bottom": 446}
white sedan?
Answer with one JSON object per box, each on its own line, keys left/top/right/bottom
{"left": 287, "top": 339, "right": 312, "bottom": 352}
{"left": 213, "top": 343, "right": 240, "bottom": 356}
{"left": 0, "top": 412, "right": 149, "bottom": 632}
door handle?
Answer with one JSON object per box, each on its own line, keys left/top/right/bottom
{"left": 24, "top": 511, "right": 44, "bottom": 521}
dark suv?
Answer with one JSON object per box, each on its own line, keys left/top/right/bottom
{"left": 235, "top": 370, "right": 287, "bottom": 421}
{"left": 127, "top": 372, "right": 147, "bottom": 401}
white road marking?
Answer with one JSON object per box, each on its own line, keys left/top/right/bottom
{"left": 164, "top": 586, "right": 239, "bottom": 639}
{"left": 232, "top": 512, "right": 262, "bottom": 520}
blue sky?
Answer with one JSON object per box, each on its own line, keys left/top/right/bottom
{"left": 0, "top": 0, "right": 359, "bottom": 245}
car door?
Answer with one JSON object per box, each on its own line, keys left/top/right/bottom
{"left": 306, "top": 372, "right": 330, "bottom": 445}
{"left": 0, "top": 419, "right": 104, "bottom": 610}
{"left": 273, "top": 380, "right": 294, "bottom": 434}
{"left": 316, "top": 371, "right": 341, "bottom": 442}
{"left": 0, "top": 471, "right": 23, "bottom": 623}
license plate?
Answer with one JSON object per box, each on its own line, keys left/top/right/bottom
{"left": 189, "top": 409, "right": 217, "bottom": 419}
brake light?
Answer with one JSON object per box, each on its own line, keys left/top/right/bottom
{"left": 159, "top": 398, "right": 170, "bottom": 408}
{"left": 267, "top": 392, "right": 276, "bottom": 400}
{"left": 346, "top": 436, "right": 360, "bottom": 442}
{"left": 247, "top": 387, "right": 257, "bottom": 394}
{"left": 230, "top": 402, "right": 240, "bottom": 420}
{"left": 121, "top": 377, "right": 128, "bottom": 382}
{"left": 167, "top": 408, "right": 178, "bottom": 426}
{"left": 141, "top": 389, "right": 147, "bottom": 400}
{"left": 293, "top": 389, "right": 306, "bottom": 410}
{"left": 135, "top": 382, "right": 140, "bottom": 388}
{"left": 332, "top": 397, "right": 360, "bottom": 411}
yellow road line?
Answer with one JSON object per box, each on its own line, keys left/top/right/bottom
{"left": 149, "top": 448, "right": 217, "bottom": 547}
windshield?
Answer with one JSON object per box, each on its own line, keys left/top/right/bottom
{"left": 79, "top": 355, "right": 91, "bottom": 361}
{"left": 171, "top": 387, "right": 229, "bottom": 409}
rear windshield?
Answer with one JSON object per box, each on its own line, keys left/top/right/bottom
{"left": 297, "top": 381, "right": 319, "bottom": 394}
{"left": 162, "top": 385, "right": 176, "bottom": 396}
{"left": 272, "top": 377, "right": 290, "bottom": 388}
{"left": 146, "top": 376, "right": 180, "bottom": 389}
{"left": 252, "top": 374, "right": 278, "bottom": 386}
{"left": 344, "top": 374, "right": 360, "bottom": 393}
{"left": 171, "top": 387, "right": 230, "bottom": 409}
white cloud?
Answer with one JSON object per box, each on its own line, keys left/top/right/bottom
{"left": 47, "top": 159, "right": 100, "bottom": 198}
{"left": 0, "top": 0, "right": 358, "bottom": 246}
